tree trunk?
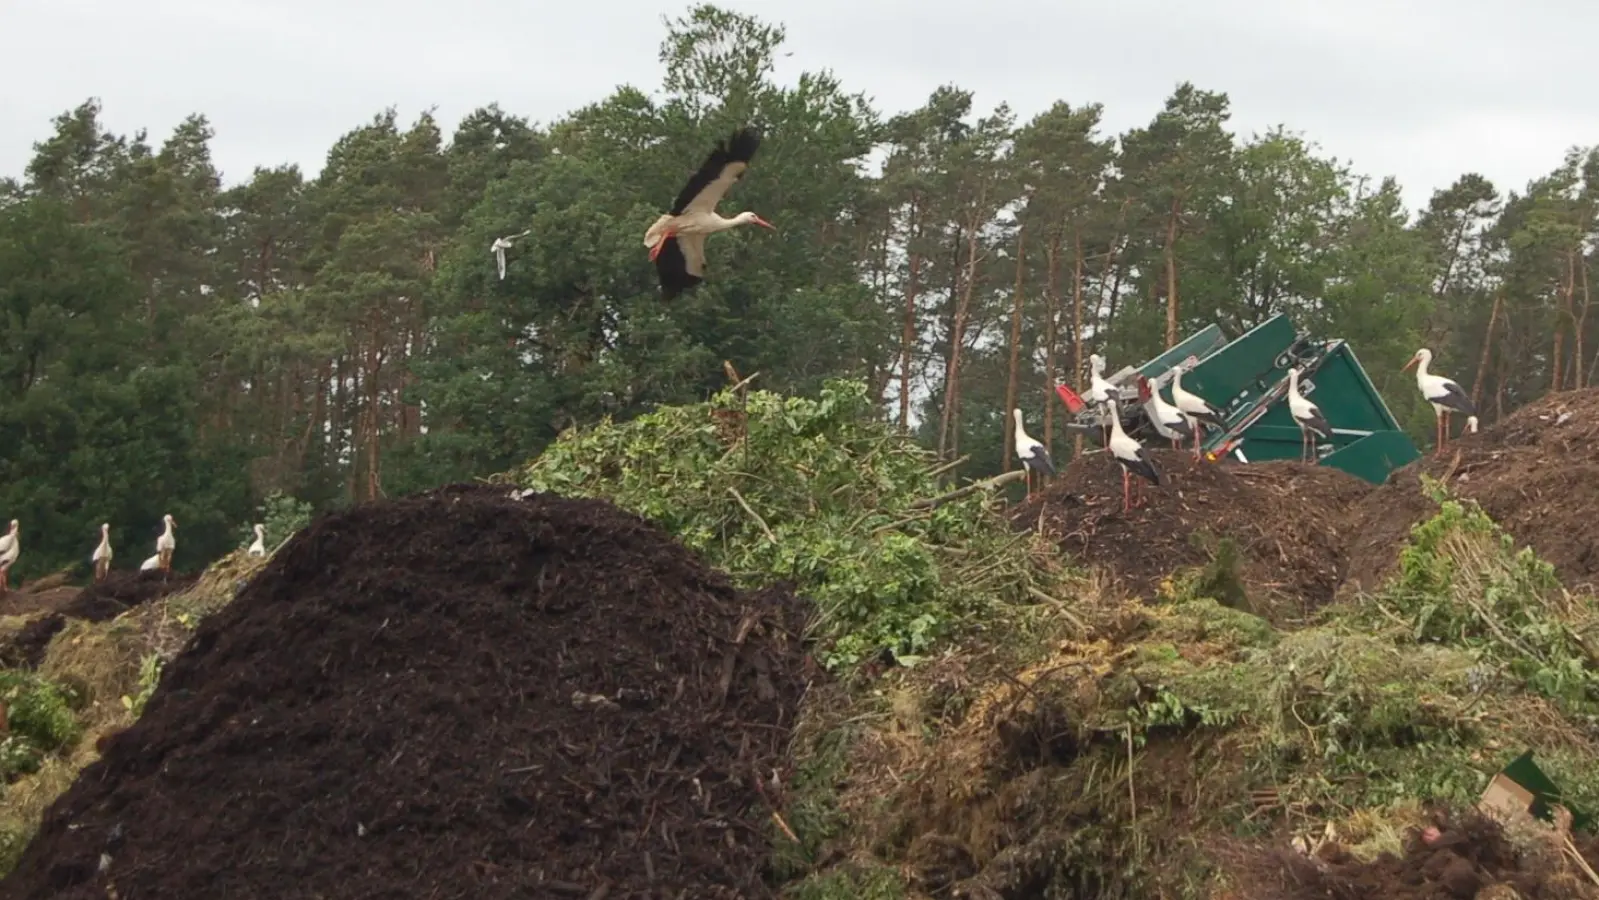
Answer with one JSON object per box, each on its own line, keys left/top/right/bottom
{"left": 1001, "top": 220, "right": 1029, "bottom": 471}
{"left": 1043, "top": 234, "right": 1061, "bottom": 449}
{"left": 1571, "top": 251, "right": 1588, "bottom": 388}
{"left": 1163, "top": 194, "right": 1183, "bottom": 349}
{"left": 1470, "top": 292, "right": 1502, "bottom": 409}
{"left": 1552, "top": 253, "right": 1575, "bottom": 392}
{"left": 938, "top": 192, "right": 986, "bottom": 460}
{"left": 898, "top": 197, "right": 921, "bottom": 431}
{"left": 1070, "top": 226, "right": 1086, "bottom": 460}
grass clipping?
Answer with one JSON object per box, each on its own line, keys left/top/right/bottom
{"left": 0, "top": 550, "right": 268, "bottom": 875}
{"left": 806, "top": 482, "right": 1599, "bottom": 898}
{"left": 505, "top": 378, "right": 1072, "bottom": 670}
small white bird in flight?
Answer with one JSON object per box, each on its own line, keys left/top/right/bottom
{"left": 490, "top": 230, "right": 532, "bottom": 280}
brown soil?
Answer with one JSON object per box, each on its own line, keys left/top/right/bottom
{"left": 1351, "top": 389, "right": 1599, "bottom": 595}
{"left": 0, "top": 614, "right": 66, "bottom": 670}
{"left": 0, "top": 586, "right": 81, "bottom": 618}
{"left": 1013, "top": 450, "right": 1373, "bottom": 615}
{"left": 56, "top": 570, "right": 198, "bottom": 624}
{"left": 1264, "top": 811, "right": 1599, "bottom": 899}
{"left": 0, "top": 484, "right": 809, "bottom": 900}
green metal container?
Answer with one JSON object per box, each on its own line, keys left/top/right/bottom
{"left": 1119, "top": 313, "right": 1419, "bottom": 485}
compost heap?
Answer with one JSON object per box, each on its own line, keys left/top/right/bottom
{"left": 1349, "top": 387, "right": 1599, "bottom": 595}
{"left": 1013, "top": 449, "right": 1372, "bottom": 612}
{"left": 1, "top": 484, "right": 809, "bottom": 900}
{"left": 1261, "top": 811, "right": 1599, "bottom": 899}
{"left": 0, "top": 571, "right": 198, "bottom": 671}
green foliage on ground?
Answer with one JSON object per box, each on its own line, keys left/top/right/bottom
{"left": 510, "top": 378, "right": 1065, "bottom": 670}
{"left": 0, "top": 671, "right": 83, "bottom": 782}
{"left": 826, "top": 484, "right": 1599, "bottom": 897}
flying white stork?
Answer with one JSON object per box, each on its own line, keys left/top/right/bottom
{"left": 644, "top": 126, "right": 776, "bottom": 300}
{"left": 1286, "top": 368, "right": 1331, "bottom": 463}
{"left": 1401, "top": 348, "right": 1476, "bottom": 457}
{"left": 0, "top": 519, "right": 17, "bottom": 593}
{"left": 155, "top": 514, "right": 176, "bottom": 573}
{"left": 248, "top": 523, "right": 267, "bottom": 557}
{"left": 92, "top": 523, "right": 113, "bottom": 582}
{"left": 1105, "top": 398, "right": 1161, "bottom": 513}
{"left": 1170, "top": 365, "right": 1227, "bottom": 457}
{"left": 490, "top": 230, "right": 532, "bottom": 280}
{"left": 1011, "top": 409, "right": 1056, "bottom": 498}
{"left": 1137, "top": 374, "right": 1193, "bottom": 450}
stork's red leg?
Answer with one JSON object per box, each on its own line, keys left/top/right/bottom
{"left": 1122, "top": 469, "right": 1132, "bottom": 513}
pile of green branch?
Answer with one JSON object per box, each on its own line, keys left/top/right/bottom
{"left": 505, "top": 378, "right": 1063, "bottom": 669}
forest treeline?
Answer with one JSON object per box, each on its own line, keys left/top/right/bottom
{"left": 1, "top": 4, "right": 1595, "bottom": 575}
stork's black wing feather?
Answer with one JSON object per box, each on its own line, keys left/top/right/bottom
{"left": 1430, "top": 380, "right": 1476, "bottom": 416}
{"left": 670, "top": 127, "right": 762, "bottom": 216}
{"left": 1299, "top": 405, "right": 1331, "bottom": 438}
{"left": 653, "top": 237, "right": 703, "bottom": 300}
{"left": 1024, "top": 445, "right": 1056, "bottom": 477}
{"left": 1122, "top": 448, "right": 1161, "bottom": 487}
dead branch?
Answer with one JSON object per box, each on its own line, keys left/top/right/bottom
{"left": 908, "top": 469, "right": 1026, "bottom": 510}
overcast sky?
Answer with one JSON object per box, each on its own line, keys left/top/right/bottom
{"left": 3, "top": 0, "right": 1594, "bottom": 212}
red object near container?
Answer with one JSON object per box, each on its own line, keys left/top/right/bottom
{"left": 1054, "top": 383, "right": 1086, "bottom": 414}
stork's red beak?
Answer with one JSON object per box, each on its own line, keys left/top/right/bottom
{"left": 752, "top": 216, "right": 776, "bottom": 230}
{"left": 1401, "top": 356, "right": 1418, "bottom": 372}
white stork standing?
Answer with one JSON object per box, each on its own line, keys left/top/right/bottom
{"left": 92, "top": 523, "right": 113, "bottom": 582}
{"left": 1401, "top": 348, "right": 1477, "bottom": 457}
{"left": 155, "top": 514, "right": 177, "bottom": 573}
{"left": 1011, "top": 409, "right": 1056, "bottom": 498}
{"left": 0, "top": 519, "right": 17, "bottom": 593}
{"left": 1105, "top": 398, "right": 1161, "bottom": 513}
{"left": 490, "top": 230, "right": 532, "bottom": 280}
{"left": 643, "top": 126, "right": 776, "bottom": 300}
{"left": 247, "top": 523, "right": 267, "bottom": 557}
{"left": 1170, "top": 365, "right": 1227, "bottom": 458}
{"left": 1137, "top": 374, "right": 1193, "bottom": 450}
{"left": 1086, "top": 354, "right": 1119, "bottom": 444}
{"left": 1286, "top": 368, "right": 1331, "bottom": 463}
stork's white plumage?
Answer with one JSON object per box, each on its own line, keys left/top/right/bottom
{"left": 1286, "top": 368, "right": 1331, "bottom": 463}
{"left": 1105, "top": 399, "right": 1161, "bottom": 513}
{"left": 140, "top": 554, "right": 160, "bottom": 571}
{"left": 1084, "top": 353, "right": 1120, "bottom": 445}
{"left": 1011, "top": 409, "right": 1056, "bottom": 498}
{"left": 1137, "top": 375, "right": 1193, "bottom": 450}
{"left": 1170, "top": 365, "right": 1226, "bottom": 457}
{"left": 0, "top": 519, "right": 17, "bottom": 593}
{"left": 644, "top": 127, "right": 776, "bottom": 300}
{"left": 1402, "top": 348, "right": 1476, "bottom": 457}
{"left": 92, "top": 523, "right": 113, "bottom": 583}
{"left": 490, "top": 230, "right": 532, "bottom": 280}
{"left": 155, "top": 514, "right": 176, "bottom": 573}
{"left": 248, "top": 523, "right": 266, "bottom": 557}
{"left": 1086, "top": 354, "right": 1117, "bottom": 405}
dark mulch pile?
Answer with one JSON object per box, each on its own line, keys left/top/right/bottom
{"left": 0, "top": 584, "right": 81, "bottom": 618}
{"left": 56, "top": 569, "right": 198, "bottom": 624}
{"left": 0, "top": 484, "right": 809, "bottom": 900}
{"left": 1349, "top": 388, "right": 1599, "bottom": 595}
{"left": 0, "top": 614, "right": 66, "bottom": 670}
{"left": 1266, "top": 811, "right": 1599, "bottom": 899}
{"left": 1011, "top": 450, "right": 1373, "bottom": 616}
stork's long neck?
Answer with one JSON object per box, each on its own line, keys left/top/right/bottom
{"left": 1012, "top": 414, "right": 1028, "bottom": 446}
{"left": 1288, "top": 369, "right": 1300, "bottom": 398}
{"left": 162, "top": 521, "right": 173, "bottom": 539}
{"left": 1415, "top": 356, "right": 1432, "bottom": 382}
